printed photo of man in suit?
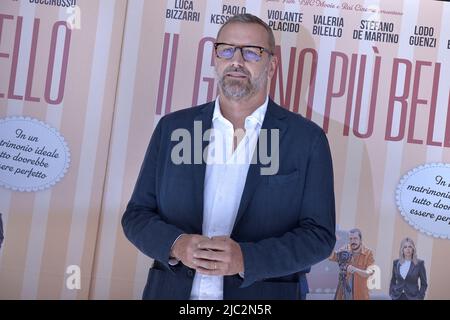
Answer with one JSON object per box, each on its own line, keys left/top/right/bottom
{"left": 122, "top": 13, "right": 336, "bottom": 300}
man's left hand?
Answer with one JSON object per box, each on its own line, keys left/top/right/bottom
{"left": 192, "top": 236, "right": 244, "bottom": 276}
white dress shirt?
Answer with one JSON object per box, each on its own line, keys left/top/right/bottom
{"left": 400, "top": 260, "right": 411, "bottom": 279}
{"left": 189, "top": 96, "right": 268, "bottom": 300}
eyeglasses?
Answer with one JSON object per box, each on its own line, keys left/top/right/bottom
{"left": 214, "top": 42, "right": 272, "bottom": 62}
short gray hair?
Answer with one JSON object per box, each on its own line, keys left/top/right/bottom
{"left": 216, "top": 13, "right": 275, "bottom": 54}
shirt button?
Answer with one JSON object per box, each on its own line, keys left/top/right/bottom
{"left": 187, "top": 269, "right": 194, "bottom": 278}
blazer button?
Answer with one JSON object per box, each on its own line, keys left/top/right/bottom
{"left": 187, "top": 269, "right": 194, "bottom": 278}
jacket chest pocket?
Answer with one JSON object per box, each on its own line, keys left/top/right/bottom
{"left": 262, "top": 170, "right": 300, "bottom": 186}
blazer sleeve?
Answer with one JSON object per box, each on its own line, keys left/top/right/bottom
{"left": 239, "top": 129, "right": 336, "bottom": 287}
{"left": 418, "top": 260, "right": 428, "bottom": 299}
{"left": 121, "top": 118, "right": 184, "bottom": 269}
{"left": 389, "top": 260, "right": 397, "bottom": 297}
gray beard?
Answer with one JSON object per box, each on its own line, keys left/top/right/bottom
{"left": 217, "top": 66, "right": 269, "bottom": 101}
{"left": 220, "top": 78, "right": 255, "bottom": 100}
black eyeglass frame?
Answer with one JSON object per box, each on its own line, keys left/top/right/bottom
{"left": 213, "top": 42, "right": 273, "bottom": 62}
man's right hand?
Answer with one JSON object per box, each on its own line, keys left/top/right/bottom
{"left": 170, "top": 234, "right": 210, "bottom": 269}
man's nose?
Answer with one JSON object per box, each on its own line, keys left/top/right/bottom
{"left": 230, "top": 48, "right": 245, "bottom": 66}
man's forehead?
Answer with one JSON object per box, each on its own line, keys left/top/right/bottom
{"left": 217, "top": 22, "right": 269, "bottom": 44}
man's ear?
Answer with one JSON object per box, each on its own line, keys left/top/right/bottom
{"left": 268, "top": 55, "right": 278, "bottom": 79}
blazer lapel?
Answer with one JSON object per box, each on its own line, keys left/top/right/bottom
{"left": 192, "top": 102, "right": 214, "bottom": 227}
{"left": 232, "top": 99, "right": 287, "bottom": 230}
{"left": 405, "top": 261, "right": 415, "bottom": 279}
{"left": 397, "top": 260, "right": 413, "bottom": 281}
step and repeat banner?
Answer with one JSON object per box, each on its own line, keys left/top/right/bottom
{"left": 1, "top": 0, "right": 450, "bottom": 299}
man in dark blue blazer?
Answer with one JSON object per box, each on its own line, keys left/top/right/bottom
{"left": 122, "top": 13, "right": 335, "bottom": 300}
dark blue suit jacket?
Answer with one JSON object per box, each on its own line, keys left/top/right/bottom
{"left": 122, "top": 99, "right": 336, "bottom": 300}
